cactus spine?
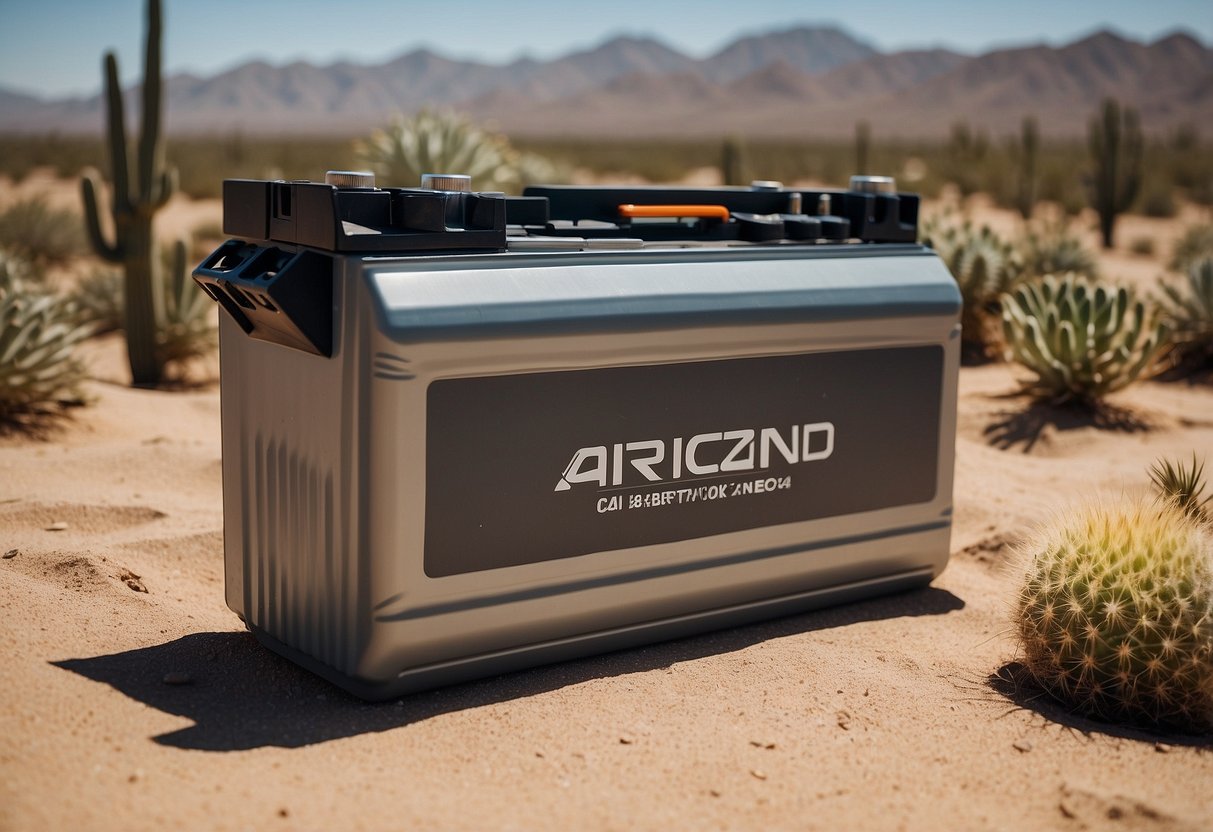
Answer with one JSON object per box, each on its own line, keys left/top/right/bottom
{"left": 80, "top": 0, "right": 178, "bottom": 387}
{"left": 1016, "top": 498, "right": 1213, "bottom": 731}
{"left": 1016, "top": 116, "right": 1039, "bottom": 220}
{"left": 1087, "top": 98, "right": 1142, "bottom": 250}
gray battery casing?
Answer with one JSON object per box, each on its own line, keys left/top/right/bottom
{"left": 219, "top": 243, "right": 961, "bottom": 700}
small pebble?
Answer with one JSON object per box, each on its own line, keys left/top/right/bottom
{"left": 749, "top": 740, "right": 776, "bottom": 749}
{"left": 1154, "top": 742, "right": 1171, "bottom": 754}
{"left": 162, "top": 672, "right": 192, "bottom": 686}
{"left": 619, "top": 735, "right": 635, "bottom": 745}
{"left": 1013, "top": 739, "right": 1032, "bottom": 753}
{"left": 2, "top": 549, "right": 17, "bottom": 559}
{"left": 709, "top": 789, "right": 722, "bottom": 798}
{"left": 836, "top": 711, "right": 852, "bottom": 730}
{"left": 278, "top": 808, "right": 289, "bottom": 819}
{"left": 45, "top": 522, "right": 68, "bottom": 531}
{"left": 750, "top": 769, "right": 767, "bottom": 781}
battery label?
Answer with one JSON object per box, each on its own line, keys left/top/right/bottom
{"left": 424, "top": 346, "right": 942, "bottom": 577}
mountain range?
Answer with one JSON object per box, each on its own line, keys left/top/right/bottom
{"left": 0, "top": 26, "right": 1209, "bottom": 139}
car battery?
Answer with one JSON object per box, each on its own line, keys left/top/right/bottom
{"left": 193, "top": 170, "right": 961, "bottom": 700}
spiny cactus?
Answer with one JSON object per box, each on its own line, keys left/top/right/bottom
{"left": 1001, "top": 274, "right": 1169, "bottom": 404}
{"left": 0, "top": 256, "right": 92, "bottom": 420}
{"left": 1018, "top": 221, "right": 1098, "bottom": 280}
{"left": 80, "top": 0, "right": 181, "bottom": 387}
{"left": 356, "top": 109, "right": 559, "bottom": 193}
{"left": 1160, "top": 258, "right": 1213, "bottom": 366}
{"left": 1015, "top": 498, "right": 1213, "bottom": 731}
{"left": 1087, "top": 98, "right": 1143, "bottom": 249}
{"left": 1150, "top": 455, "right": 1212, "bottom": 525}
{"left": 1015, "top": 116, "right": 1039, "bottom": 220}
{"left": 921, "top": 217, "right": 1022, "bottom": 356}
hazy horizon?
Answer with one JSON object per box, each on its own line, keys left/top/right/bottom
{"left": 0, "top": 0, "right": 1209, "bottom": 100}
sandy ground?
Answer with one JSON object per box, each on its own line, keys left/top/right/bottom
{"left": 1, "top": 178, "right": 1212, "bottom": 831}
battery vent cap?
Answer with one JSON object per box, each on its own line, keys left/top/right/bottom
{"left": 421, "top": 173, "right": 473, "bottom": 192}
{"left": 324, "top": 170, "right": 376, "bottom": 188}
{"left": 849, "top": 175, "right": 896, "bottom": 194}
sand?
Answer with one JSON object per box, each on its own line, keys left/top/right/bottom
{"left": 1, "top": 181, "right": 1212, "bottom": 831}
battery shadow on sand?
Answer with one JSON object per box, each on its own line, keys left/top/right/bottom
{"left": 54, "top": 585, "right": 963, "bottom": 752}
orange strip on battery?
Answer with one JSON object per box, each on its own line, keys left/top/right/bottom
{"left": 618, "top": 203, "right": 730, "bottom": 220}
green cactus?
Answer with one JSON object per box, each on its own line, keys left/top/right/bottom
{"left": 921, "top": 217, "right": 1022, "bottom": 356}
{"left": 1087, "top": 98, "right": 1143, "bottom": 249}
{"left": 854, "top": 121, "right": 871, "bottom": 177}
{"left": 1015, "top": 116, "right": 1039, "bottom": 220}
{"left": 1001, "top": 274, "right": 1169, "bottom": 404}
{"left": 1170, "top": 224, "right": 1213, "bottom": 274}
{"left": 720, "top": 136, "right": 747, "bottom": 187}
{"left": 0, "top": 254, "right": 92, "bottom": 420}
{"left": 1015, "top": 497, "right": 1213, "bottom": 731}
{"left": 1018, "top": 221, "right": 1099, "bottom": 280}
{"left": 1160, "top": 258, "right": 1213, "bottom": 366}
{"left": 80, "top": 0, "right": 180, "bottom": 387}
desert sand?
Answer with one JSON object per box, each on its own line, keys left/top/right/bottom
{"left": 1, "top": 179, "right": 1212, "bottom": 831}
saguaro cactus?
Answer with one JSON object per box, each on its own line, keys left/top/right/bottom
{"left": 1087, "top": 98, "right": 1142, "bottom": 250}
{"left": 80, "top": 0, "right": 177, "bottom": 386}
{"left": 1015, "top": 116, "right": 1038, "bottom": 220}
{"left": 720, "top": 136, "right": 747, "bottom": 186}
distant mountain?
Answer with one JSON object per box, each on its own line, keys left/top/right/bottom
{"left": 0, "top": 26, "right": 1208, "bottom": 138}
{"left": 700, "top": 26, "right": 878, "bottom": 81}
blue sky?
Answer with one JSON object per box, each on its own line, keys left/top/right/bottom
{"left": 0, "top": 0, "right": 1209, "bottom": 98}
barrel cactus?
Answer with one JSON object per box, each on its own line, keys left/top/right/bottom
{"left": 1001, "top": 274, "right": 1169, "bottom": 404}
{"left": 0, "top": 255, "right": 92, "bottom": 419}
{"left": 1015, "top": 497, "right": 1213, "bottom": 731}
{"left": 921, "top": 218, "right": 1022, "bottom": 356}
{"left": 1160, "top": 258, "right": 1213, "bottom": 366}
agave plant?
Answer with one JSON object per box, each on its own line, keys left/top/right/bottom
{"left": 1001, "top": 274, "right": 1169, "bottom": 404}
{"left": 1159, "top": 258, "right": 1213, "bottom": 365}
{"left": 356, "top": 108, "right": 564, "bottom": 193}
{"left": 921, "top": 217, "right": 1023, "bottom": 356}
{"left": 1170, "top": 223, "right": 1213, "bottom": 273}
{"left": 0, "top": 253, "right": 92, "bottom": 420}
{"left": 1149, "top": 454, "right": 1211, "bottom": 524}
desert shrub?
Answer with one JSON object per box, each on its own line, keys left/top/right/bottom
{"left": 1001, "top": 274, "right": 1169, "bottom": 404}
{"left": 1160, "top": 258, "right": 1213, "bottom": 366}
{"left": 1170, "top": 224, "right": 1213, "bottom": 274}
{"left": 1015, "top": 495, "right": 1213, "bottom": 732}
{"left": 1017, "top": 222, "right": 1099, "bottom": 280}
{"left": 920, "top": 216, "right": 1023, "bottom": 358}
{"left": 0, "top": 197, "right": 86, "bottom": 269}
{"left": 356, "top": 109, "right": 567, "bottom": 193}
{"left": 0, "top": 253, "right": 92, "bottom": 420}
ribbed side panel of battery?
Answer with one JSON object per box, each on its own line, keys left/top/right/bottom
{"left": 247, "top": 435, "right": 344, "bottom": 671}
{"left": 219, "top": 286, "right": 365, "bottom": 679}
